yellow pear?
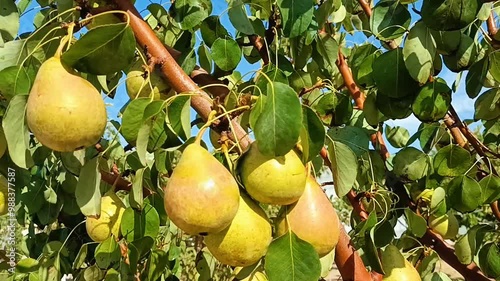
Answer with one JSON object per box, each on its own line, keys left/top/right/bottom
{"left": 239, "top": 142, "right": 306, "bottom": 205}
{"left": 164, "top": 143, "right": 240, "bottom": 235}
{"left": 428, "top": 210, "right": 459, "bottom": 240}
{"left": 125, "top": 59, "right": 172, "bottom": 100}
{"left": 275, "top": 175, "right": 340, "bottom": 257}
{"left": 26, "top": 56, "right": 107, "bottom": 152}
{"left": 0, "top": 175, "right": 8, "bottom": 216}
{"left": 381, "top": 245, "right": 421, "bottom": 281}
{"left": 86, "top": 192, "right": 125, "bottom": 242}
{"left": 204, "top": 194, "right": 271, "bottom": 267}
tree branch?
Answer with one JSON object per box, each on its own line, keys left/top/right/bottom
{"left": 114, "top": 0, "right": 252, "bottom": 151}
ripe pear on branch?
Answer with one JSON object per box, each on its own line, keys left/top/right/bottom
{"left": 164, "top": 112, "right": 240, "bottom": 235}
{"left": 204, "top": 193, "right": 272, "bottom": 267}
{"left": 26, "top": 30, "right": 107, "bottom": 152}
{"left": 239, "top": 142, "right": 307, "bottom": 205}
{"left": 275, "top": 173, "right": 340, "bottom": 257}
{"left": 86, "top": 191, "right": 126, "bottom": 242}
{"left": 428, "top": 210, "right": 459, "bottom": 240}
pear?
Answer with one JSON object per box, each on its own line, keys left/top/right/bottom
{"left": 26, "top": 56, "right": 107, "bottom": 152}
{"left": 239, "top": 142, "right": 306, "bottom": 205}
{"left": 204, "top": 194, "right": 272, "bottom": 267}
{"left": 275, "top": 175, "right": 340, "bottom": 257}
{"left": 381, "top": 245, "right": 421, "bottom": 281}
{"left": 428, "top": 210, "right": 459, "bottom": 240}
{"left": 125, "top": 59, "right": 172, "bottom": 100}
{"left": 164, "top": 143, "right": 240, "bottom": 235}
{"left": 0, "top": 175, "right": 8, "bottom": 216}
{"left": 86, "top": 192, "right": 125, "bottom": 242}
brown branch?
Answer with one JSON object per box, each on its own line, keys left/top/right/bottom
{"left": 319, "top": 148, "right": 374, "bottom": 280}
{"left": 114, "top": 0, "right": 252, "bottom": 151}
{"left": 298, "top": 80, "right": 325, "bottom": 97}
{"left": 443, "top": 114, "right": 469, "bottom": 148}
{"left": 420, "top": 230, "right": 493, "bottom": 281}
{"left": 488, "top": 13, "right": 498, "bottom": 38}
{"left": 249, "top": 35, "right": 269, "bottom": 65}
{"left": 336, "top": 50, "right": 365, "bottom": 109}
{"left": 357, "top": 0, "right": 372, "bottom": 17}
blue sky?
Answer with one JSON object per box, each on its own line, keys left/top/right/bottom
{"left": 16, "top": 0, "right": 479, "bottom": 154}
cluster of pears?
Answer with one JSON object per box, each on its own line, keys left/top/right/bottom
{"left": 163, "top": 138, "right": 340, "bottom": 268}
{"left": 26, "top": 37, "right": 107, "bottom": 152}
{"left": 418, "top": 189, "right": 459, "bottom": 240}
{"left": 86, "top": 191, "right": 126, "bottom": 242}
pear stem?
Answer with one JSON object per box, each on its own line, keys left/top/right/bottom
{"left": 195, "top": 105, "right": 251, "bottom": 145}
{"left": 221, "top": 143, "right": 233, "bottom": 173}
{"left": 54, "top": 35, "right": 70, "bottom": 58}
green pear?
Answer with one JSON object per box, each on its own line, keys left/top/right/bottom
{"left": 86, "top": 192, "right": 125, "bottom": 242}
{"left": 275, "top": 175, "right": 340, "bottom": 257}
{"left": 204, "top": 194, "right": 272, "bottom": 267}
{"left": 428, "top": 210, "right": 459, "bottom": 240}
{"left": 381, "top": 245, "right": 421, "bottom": 281}
{"left": 125, "top": 59, "right": 172, "bottom": 100}
{"left": 26, "top": 56, "right": 107, "bottom": 152}
{"left": 239, "top": 142, "right": 306, "bottom": 205}
{"left": 164, "top": 143, "right": 240, "bottom": 235}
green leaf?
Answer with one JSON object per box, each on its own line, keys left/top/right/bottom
{"left": 136, "top": 120, "right": 152, "bottom": 166}
{"left": 442, "top": 34, "right": 477, "bottom": 72}
{"left": 166, "top": 96, "right": 191, "bottom": 141}
{"left": 488, "top": 51, "right": 500, "bottom": 83}
{"left": 0, "top": 0, "right": 20, "bottom": 41}
{"left": 428, "top": 272, "right": 453, "bottom": 281}
{"left": 130, "top": 168, "right": 145, "bottom": 210}
{"left": 3, "top": 95, "right": 34, "bottom": 168}
{"left": 447, "top": 176, "right": 482, "bottom": 213}
{"left": 430, "top": 187, "right": 447, "bottom": 216}
{"left": 466, "top": 58, "right": 489, "bottom": 99}
{"left": 264, "top": 231, "right": 321, "bottom": 281}
{"left": 62, "top": 23, "right": 136, "bottom": 75}
{"left": 412, "top": 78, "right": 451, "bottom": 122}
{"left": 73, "top": 243, "right": 89, "bottom": 269}
{"left": 479, "top": 175, "right": 500, "bottom": 204}
{"left": 144, "top": 250, "right": 169, "bottom": 281}
{"left": 211, "top": 38, "right": 242, "bottom": 71}
{"left": 455, "top": 224, "right": 494, "bottom": 264}
{"left": 393, "top": 147, "right": 429, "bottom": 181}
{"left": 0, "top": 40, "right": 25, "bottom": 71}
{"left": 327, "top": 126, "right": 370, "bottom": 156}
{"left": 254, "top": 82, "right": 302, "bottom": 157}
{"left": 95, "top": 237, "right": 121, "bottom": 269}
{"left": 300, "top": 106, "right": 325, "bottom": 163}
{"left": 327, "top": 139, "right": 358, "bottom": 197}
{"left": 404, "top": 209, "right": 427, "bottom": 238}
{"left": 200, "top": 16, "right": 229, "bottom": 48}
{"left": 198, "top": 44, "right": 212, "bottom": 73}
{"left": 403, "top": 21, "right": 436, "bottom": 83}
{"left": 421, "top": 0, "right": 482, "bottom": 31}
{"left": 277, "top": 0, "right": 313, "bottom": 38}
{"left": 16, "top": 258, "right": 39, "bottom": 273}
{"left": 315, "top": 33, "right": 339, "bottom": 70}
{"left": 419, "top": 249, "right": 439, "bottom": 279}
{"left": 474, "top": 88, "right": 500, "bottom": 120}
{"left": 172, "top": 0, "right": 212, "bottom": 30}
{"left": 76, "top": 157, "right": 102, "bottom": 217}
{"left": 373, "top": 48, "right": 420, "bottom": 98}
{"left": 433, "top": 145, "right": 473, "bottom": 177}
{"left": 121, "top": 98, "right": 151, "bottom": 144}
{"left": 228, "top": 0, "right": 254, "bottom": 35}
{"left": 370, "top": 0, "right": 411, "bottom": 40}
{"left": 385, "top": 125, "right": 409, "bottom": 148}
{"left": 478, "top": 243, "right": 500, "bottom": 278}
{"left": 121, "top": 203, "right": 160, "bottom": 241}
{"left": 0, "top": 66, "right": 32, "bottom": 99}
